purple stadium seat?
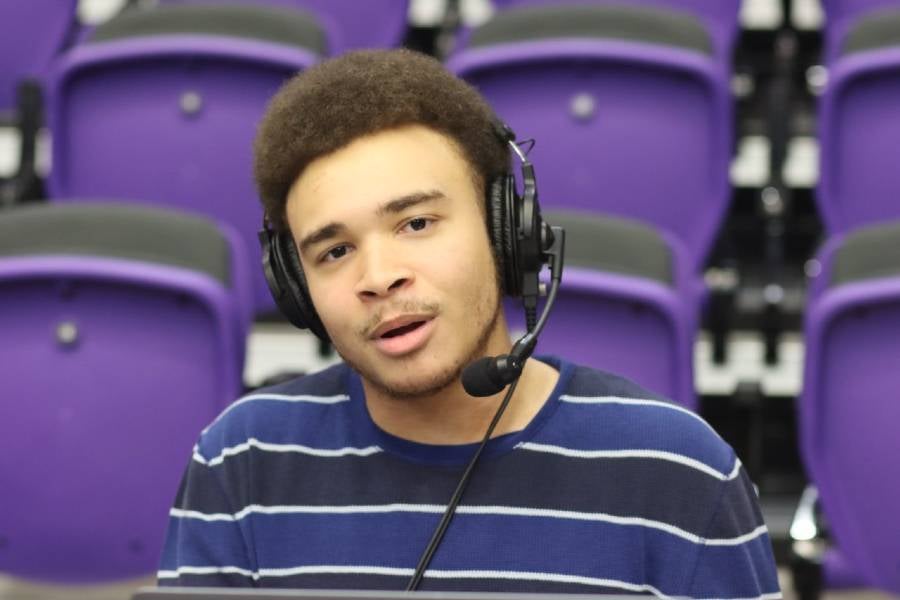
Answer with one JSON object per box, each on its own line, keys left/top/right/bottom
{"left": 159, "top": 0, "right": 411, "bottom": 53}
{"left": 0, "top": 0, "right": 77, "bottom": 114}
{"left": 447, "top": 3, "right": 733, "bottom": 271}
{"left": 799, "top": 220, "right": 900, "bottom": 596}
{"left": 817, "top": 8, "right": 900, "bottom": 235}
{"left": 490, "top": 0, "right": 740, "bottom": 61}
{"left": 0, "top": 202, "right": 251, "bottom": 582}
{"left": 505, "top": 210, "right": 699, "bottom": 409}
{"left": 46, "top": 3, "right": 322, "bottom": 313}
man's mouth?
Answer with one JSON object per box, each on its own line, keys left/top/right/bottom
{"left": 380, "top": 321, "right": 427, "bottom": 338}
{"left": 371, "top": 315, "right": 437, "bottom": 357}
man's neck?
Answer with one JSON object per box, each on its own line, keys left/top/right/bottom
{"left": 361, "top": 357, "right": 560, "bottom": 445}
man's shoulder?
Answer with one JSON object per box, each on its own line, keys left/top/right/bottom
{"left": 550, "top": 363, "right": 737, "bottom": 476}
{"left": 564, "top": 362, "right": 671, "bottom": 402}
{"left": 194, "top": 362, "right": 353, "bottom": 458}
{"left": 249, "top": 362, "right": 351, "bottom": 398}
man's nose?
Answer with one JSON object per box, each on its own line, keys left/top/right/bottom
{"left": 354, "top": 243, "right": 414, "bottom": 300}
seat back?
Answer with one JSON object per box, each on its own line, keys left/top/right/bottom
{"left": 448, "top": 5, "right": 731, "bottom": 270}
{"left": 0, "top": 0, "right": 76, "bottom": 113}
{"left": 505, "top": 210, "right": 697, "bottom": 408}
{"left": 160, "top": 0, "right": 411, "bottom": 53}
{"left": 801, "top": 221, "right": 900, "bottom": 595}
{"left": 818, "top": 21, "right": 900, "bottom": 234}
{"left": 46, "top": 3, "right": 322, "bottom": 313}
{"left": 489, "top": 0, "right": 740, "bottom": 58}
{"left": 0, "top": 202, "right": 250, "bottom": 582}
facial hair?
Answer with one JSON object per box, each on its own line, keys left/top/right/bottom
{"left": 335, "top": 291, "right": 502, "bottom": 400}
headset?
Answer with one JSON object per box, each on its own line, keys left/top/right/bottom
{"left": 258, "top": 120, "right": 561, "bottom": 346}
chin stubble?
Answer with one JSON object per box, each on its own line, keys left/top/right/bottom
{"left": 342, "top": 292, "right": 502, "bottom": 400}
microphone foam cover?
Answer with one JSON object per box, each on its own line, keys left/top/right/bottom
{"left": 462, "top": 356, "right": 505, "bottom": 397}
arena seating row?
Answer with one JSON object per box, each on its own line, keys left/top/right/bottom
{"left": 0, "top": 1, "right": 899, "bottom": 597}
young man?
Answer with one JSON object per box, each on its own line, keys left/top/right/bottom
{"left": 159, "top": 49, "right": 781, "bottom": 599}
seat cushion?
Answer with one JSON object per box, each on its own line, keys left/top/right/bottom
{"left": 0, "top": 202, "right": 233, "bottom": 286}
{"left": 831, "top": 220, "right": 900, "bottom": 287}
{"left": 89, "top": 2, "right": 326, "bottom": 55}
{"left": 546, "top": 209, "right": 673, "bottom": 285}
{"left": 841, "top": 8, "right": 900, "bottom": 55}
{"left": 469, "top": 3, "right": 712, "bottom": 56}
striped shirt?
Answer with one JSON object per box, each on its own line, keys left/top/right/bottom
{"left": 158, "top": 357, "right": 781, "bottom": 599}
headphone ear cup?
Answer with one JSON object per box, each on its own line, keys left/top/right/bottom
{"left": 261, "top": 229, "right": 330, "bottom": 341}
{"left": 276, "top": 234, "right": 330, "bottom": 341}
{"left": 488, "top": 174, "right": 521, "bottom": 297}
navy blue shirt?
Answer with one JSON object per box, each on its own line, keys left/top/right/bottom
{"left": 159, "top": 357, "right": 780, "bottom": 599}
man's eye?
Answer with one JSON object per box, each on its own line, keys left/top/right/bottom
{"left": 322, "top": 245, "right": 349, "bottom": 262}
{"left": 404, "top": 217, "right": 433, "bottom": 232}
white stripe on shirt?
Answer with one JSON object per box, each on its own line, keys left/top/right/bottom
{"left": 170, "top": 503, "right": 769, "bottom": 545}
{"left": 194, "top": 437, "right": 382, "bottom": 467}
{"left": 202, "top": 392, "right": 350, "bottom": 433}
{"left": 560, "top": 395, "right": 719, "bottom": 435}
{"left": 157, "top": 565, "right": 782, "bottom": 600}
{"left": 518, "top": 442, "right": 742, "bottom": 482}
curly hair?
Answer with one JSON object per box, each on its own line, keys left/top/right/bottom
{"left": 253, "top": 49, "right": 510, "bottom": 231}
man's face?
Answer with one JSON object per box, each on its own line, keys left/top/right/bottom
{"left": 286, "top": 125, "right": 509, "bottom": 399}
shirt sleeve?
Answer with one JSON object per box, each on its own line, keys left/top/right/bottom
{"left": 157, "top": 444, "right": 257, "bottom": 588}
{"left": 686, "top": 460, "right": 782, "bottom": 599}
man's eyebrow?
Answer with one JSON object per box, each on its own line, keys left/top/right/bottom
{"left": 376, "top": 190, "right": 447, "bottom": 217}
{"left": 298, "top": 191, "right": 447, "bottom": 256}
{"left": 298, "top": 222, "right": 347, "bottom": 256}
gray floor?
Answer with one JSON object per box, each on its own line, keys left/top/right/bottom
{"left": 1, "top": 570, "right": 898, "bottom": 600}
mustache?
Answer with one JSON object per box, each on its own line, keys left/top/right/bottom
{"left": 357, "top": 299, "right": 441, "bottom": 338}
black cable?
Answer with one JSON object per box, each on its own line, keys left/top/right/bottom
{"left": 406, "top": 227, "right": 564, "bottom": 588}
{"left": 405, "top": 376, "right": 521, "bottom": 591}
